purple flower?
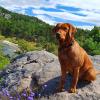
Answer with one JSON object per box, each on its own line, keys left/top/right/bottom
{"left": 4, "top": 90, "right": 10, "bottom": 96}
{"left": 2, "top": 88, "right": 10, "bottom": 96}
{"left": 2, "top": 88, "right": 6, "bottom": 92}
{"left": 21, "top": 93, "right": 27, "bottom": 97}
{"left": 30, "top": 92, "right": 35, "bottom": 97}
{"left": 6, "top": 92, "right": 10, "bottom": 96}
{"left": 17, "top": 98, "right": 20, "bottom": 100}
{"left": 44, "top": 84, "right": 47, "bottom": 88}
{"left": 38, "top": 93, "right": 41, "bottom": 97}
{"left": 9, "top": 96, "right": 13, "bottom": 99}
{"left": 27, "top": 96, "right": 33, "bottom": 100}
{"left": 42, "top": 84, "right": 48, "bottom": 89}
{"left": 17, "top": 94, "right": 21, "bottom": 100}
{"left": 21, "top": 89, "right": 27, "bottom": 97}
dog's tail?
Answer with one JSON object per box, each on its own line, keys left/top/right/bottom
{"left": 96, "top": 70, "right": 100, "bottom": 75}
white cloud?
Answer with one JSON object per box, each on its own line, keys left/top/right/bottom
{"left": 51, "top": 0, "right": 100, "bottom": 11}
{"left": 1, "top": 0, "right": 99, "bottom": 11}
{"left": 76, "top": 26, "right": 94, "bottom": 30}
{"left": 35, "top": 14, "right": 56, "bottom": 25}
{"left": 74, "top": 10, "right": 100, "bottom": 25}
{"left": 0, "top": 0, "right": 100, "bottom": 29}
{"left": 12, "top": 8, "right": 26, "bottom": 15}
{"left": 0, "top": 0, "right": 54, "bottom": 9}
{"left": 32, "top": 8, "right": 100, "bottom": 25}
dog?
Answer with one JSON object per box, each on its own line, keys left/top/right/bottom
{"left": 52, "top": 23, "right": 100, "bottom": 93}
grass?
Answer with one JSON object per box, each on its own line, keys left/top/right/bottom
{"left": 0, "top": 34, "right": 43, "bottom": 70}
{"left": 0, "top": 34, "right": 42, "bottom": 52}
{"left": 0, "top": 45, "right": 10, "bottom": 70}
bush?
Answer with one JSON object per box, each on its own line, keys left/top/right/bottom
{"left": 46, "top": 43, "right": 58, "bottom": 55}
{"left": 83, "top": 38, "right": 100, "bottom": 55}
{"left": 0, "top": 45, "right": 10, "bottom": 70}
{"left": 17, "top": 39, "right": 40, "bottom": 52}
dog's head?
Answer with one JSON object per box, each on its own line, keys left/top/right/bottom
{"left": 52, "top": 23, "right": 77, "bottom": 43}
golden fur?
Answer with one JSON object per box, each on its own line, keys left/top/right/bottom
{"left": 52, "top": 23, "right": 100, "bottom": 93}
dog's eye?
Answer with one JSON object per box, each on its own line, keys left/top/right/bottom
{"left": 63, "top": 27, "right": 68, "bottom": 31}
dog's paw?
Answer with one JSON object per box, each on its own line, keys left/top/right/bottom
{"left": 68, "top": 88, "right": 77, "bottom": 93}
{"left": 56, "top": 88, "right": 65, "bottom": 93}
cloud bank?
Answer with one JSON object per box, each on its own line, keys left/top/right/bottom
{"left": 0, "top": 0, "right": 100, "bottom": 29}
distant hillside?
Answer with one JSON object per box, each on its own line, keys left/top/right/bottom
{"left": 0, "top": 7, "right": 53, "bottom": 41}
{"left": 0, "top": 7, "right": 100, "bottom": 55}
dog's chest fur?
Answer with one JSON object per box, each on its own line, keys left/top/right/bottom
{"left": 58, "top": 42, "right": 84, "bottom": 68}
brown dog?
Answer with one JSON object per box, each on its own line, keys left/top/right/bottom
{"left": 52, "top": 23, "right": 100, "bottom": 93}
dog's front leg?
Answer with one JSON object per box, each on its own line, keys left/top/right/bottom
{"left": 57, "top": 66, "right": 67, "bottom": 92}
{"left": 69, "top": 67, "right": 80, "bottom": 93}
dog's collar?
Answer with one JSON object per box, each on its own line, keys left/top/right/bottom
{"left": 59, "top": 40, "right": 74, "bottom": 51}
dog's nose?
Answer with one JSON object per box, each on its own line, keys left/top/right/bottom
{"left": 56, "top": 32, "right": 60, "bottom": 39}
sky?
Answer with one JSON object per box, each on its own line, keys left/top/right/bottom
{"left": 0, "top": 0, "right": 100, "bottom": 30}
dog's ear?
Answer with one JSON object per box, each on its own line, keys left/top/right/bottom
{"left": 68, "top": 23, "right": 77, "bottom": 38}
{"left": 52, "top": 23, "right": 62, "bottom": 35}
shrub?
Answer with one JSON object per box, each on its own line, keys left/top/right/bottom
{"left": 17, "top": 39, "right": 40, "bottom": 52}
{"left": 83, "top": 38, "right": 100, "bottom": 55}
{"left": 0, "top": 45, "right": 10, "bottom": 70}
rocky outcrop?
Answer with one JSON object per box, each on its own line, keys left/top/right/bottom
{"left": 0, "top": 50, "right": 100, "bottom": 100}
{"left": 0, "top": 50, "right": 60, "bottom": 91}
{"left": 0, "top": 40, "right": 21, "bottom": 59}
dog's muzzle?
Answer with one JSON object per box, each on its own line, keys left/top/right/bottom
{"left": 56, "top": 32, "right": 60, "bottom": 39}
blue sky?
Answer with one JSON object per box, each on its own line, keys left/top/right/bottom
{"left": 0, "top": 0, "right": 100, "bottom": 30}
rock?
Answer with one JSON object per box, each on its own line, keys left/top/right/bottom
{"left": 0, "top": 50, "right": 100, "bottom": 100}
{"left": 40, "top": 92, "right": 100, "bottom": 100}
{"left": 0, "top": 50, "right": 60, "bottom": 91}
{"left": 0, "top": 40, "right": 21, "bottom": 59}
{"left": 90, "top": 55, "right": 100, "bottom": 70}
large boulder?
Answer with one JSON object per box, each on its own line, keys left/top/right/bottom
{"left": 0, "top": 50, "right": 60, "bottom": 91}
{"left": 0, "top": 50, "right": 100, "bottom": 100}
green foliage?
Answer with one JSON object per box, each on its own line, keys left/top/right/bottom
{"left": 0, "top": 7, "right": 53, "bottom": 40}
{"left": 83, "top": 38, "right": 99, "bottom": 55}
{"left": 76, "top": 27, "right": 100, "bottom": 55}
{"left": 0, "top": 34, "right": 42, "bottom": 53}
{"left": 46, "top": 43, "right": 58, "bottom": 55}
{"left": 17, "top": 39, "right": 41, "bottom": 52}
{"left": 0, "top": 45, "right": 10, "bottom": 70}
{"left": 0, "top": 7, "right": 100, "bottom": 56}
{"left": 90, "top": 26, "right": 100, "bottom": 42}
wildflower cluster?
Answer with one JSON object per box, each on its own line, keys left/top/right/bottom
{"left": 0, "top": 84, "right": 48, "bottom": 100}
